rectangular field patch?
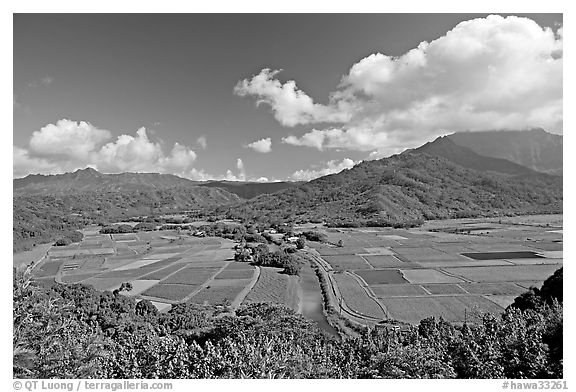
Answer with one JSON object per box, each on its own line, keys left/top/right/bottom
{"left": 223, "top": 262, "right": 254, "bottom": 270}
{"left": 142, "top": 284, "right": 199, "bottom": 301}
{"left": 317, "top": 247, "right": 367, "bottom": 256}
{"left": 60, "top": 272, "right": 100, "bottom": 283}
{"left": 363, "top": 255, "right": 406, "bottom": 268}
{"left": 124, "top": 280, "right": 159, "bottom": 296}
{"left": 114, "top": 259, "right": 162, "bottom": 271}
{"left": 34, "top": 261, "right": 62, "bottom": 277}
{"left": 362, "top": 247, "right": 395, "bottom": 255}
{"left": 243, "top": 267, "right": 299, "bottom": 310}
{"left": 354, "top": 269, "right": 407, "bottom": 285}
{"left": 97, "top": 267, "right": 157, "bottom": 279}
{"left": 333, "top": 274, "right": 386, "bottom": 319}
{"left": 214, "top": 268, "right": 255, "bottom": 280}
{"left": 462, "top": 251, "right": 544, "bottom": 260}
{"left": 459, "top": 282, "right": 527, "bottom": 296}
{"left": 140, "top": 264, "right": 186, "bottom": 280}
{"left": 401, "top": 269, "right": 465, "bottom": 284}
{"left": 380, "top": 295, "right": 504, "bottom": 324}
{"left": 321, "top": 255, "right": 371, "bottom": 270}
{"left": 187, "top": 285, "right": 245, "bottom": 305}
{"left": 422, "top": 284, "right": 468, "bottom": 295}
{"left": 444, "top": 265, "right": 561, "bottom": 283}
{"left": 370, "top": 284, "right": 429, "bottom": 298}
{"left": 162, "top": 266, "right": 220, "bottom": 285}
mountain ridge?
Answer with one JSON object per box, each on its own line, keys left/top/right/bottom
{"left": 14, "top": 168, "right": 301, "bottom": 198}
{"left": 227, "top": 152, "right": 562, "bottom": 226}
{"left": 407, "top": 136, "right": 536, "bottom": 176}
{"left": 447, "top": 128, "right": 562, "bottom": 175}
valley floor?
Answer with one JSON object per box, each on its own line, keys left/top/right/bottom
{"left": 19, "top": 214, "right": 562, "bottom": 333}
{"left": 304, "top": 214, "right": 562, "bottom": 326}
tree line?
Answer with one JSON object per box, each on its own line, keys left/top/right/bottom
{"left": 13, "top": 267, "right": 562, "bottom": 379}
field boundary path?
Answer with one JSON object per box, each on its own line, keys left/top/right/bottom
{"left": 346, "top": 271, "right": 391, "bottom": 318}
{"left": 234, "top": 265, "right": 261, "bottom": 309}
{"left": 305, "top": 250, "right": 385, "bottom": 326}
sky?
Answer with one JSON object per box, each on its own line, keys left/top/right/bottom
{"left": 13, "top": 13, "right": 563, "bottom": 181}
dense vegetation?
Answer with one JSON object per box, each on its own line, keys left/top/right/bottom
{"left": 53, "top": 231, "right": 83, "bottom": 246}
{"left": 14, "top": 268, "right": 562, "bottom": 379}
{"left": 224, "top": 154, "right": 562, "bottom": 227}
{"left": 13, "top": 152, "right": 562, "bottom": 252}
{"left": 235, "top": 244, "right": 304, "bottom": 275}
{"left": 13, "top": 187, "right": 240, "bottom": 252}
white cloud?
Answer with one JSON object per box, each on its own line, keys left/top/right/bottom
{"left": 282, "top": 121, "right": 389, "bottom": 152}
{"left": 237, "top": 15, "right": 563, "bottom": 157}
{"left": 13, "top": 146, "right": 65, "bottom": 178}
{"left": 254, "top": 176, "right": 269, "bottom": 182}
{"left": 236, "top": 158, "right": 246, "bottom": 181}
{"left": 246, "top": 137, "right": 272, "bottom": 153}
{"left": 290, "top": 158, "right": 356, "bottom": 181}
{"left": 196, "top": 136, "right": 207, "bottom": 149}
{"left": 95, "top": 127, "right": 197, "bottom": 174}
{"left": 29, "top": 119, "right": 112, "bottom": 160}
{"left": 234, "top": 68, "right": 353, "bottom": 126}
{"left": 15, "top": 120, "right": 198, "bottom": 178}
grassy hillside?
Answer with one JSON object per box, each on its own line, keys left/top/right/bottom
{"left": 226, "top": 153, "right": 562, "bottom": 226}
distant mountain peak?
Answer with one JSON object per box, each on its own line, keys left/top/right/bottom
{"left": 75, "top": 167, "right": 99, "bottom": 173}
{"left": 409, "top": 135, "right": 535, "bottom": 176}
{"left": 448, "top": 129, "right": 562, "bottom": 175}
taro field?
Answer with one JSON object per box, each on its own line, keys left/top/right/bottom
{"left": 307, "top": 214, "right": 563, "bottom": 325}
{"left": 24, "top": 226, "right": 263, "bottom": 312}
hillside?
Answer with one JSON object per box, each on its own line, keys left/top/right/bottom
{"left": 408, "top": 136, "right": 535, "bottom": 176}
{"left": 448, "top": 128, "right": 562, "bottom": 175}
{"left": 200, "top": 180, "right": 300, "bottom": 199}
{"left": 13, "top": 185, "right": 241, "bottom": 252}
{"left": 227, "top": 153, "right": 562, "bottom": 226}
{"left": 13, "top": 167, "right": 201, "bottom": 195}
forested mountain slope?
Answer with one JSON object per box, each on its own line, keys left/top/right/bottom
{"left": 227, "top": 153, "right": 562, "bottom": 226}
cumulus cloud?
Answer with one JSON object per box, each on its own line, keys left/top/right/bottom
{"left": 95, "top": 128, "right": 197, "bottom": 174}
{"left": 246, "top": 137, "right": 272, "bottom": 153}
{"left": 14, "top": 119, "right": 198, "bottom": 178}
{"left": 13, "top": 146, "right": 64, "bottom": 177}
{"left": 196, "top": 136, "right": 207, "bottom": 149}
{"left": 283, "top": 122, "right": 389, "bottom": 152}
{"left": 234, "top": 69, "right": 354, "bottom": 126}
{"left": 237, "top": 15, "right": 563, "bottom": 156}
{"left": 236, "top": 158, "right": 246, "bottom": 181}
{"left": 290, "top": 158, "right": 356, "bottom": 181}
{"left": 29, "top": 119, "right": 112, "bottom": 160}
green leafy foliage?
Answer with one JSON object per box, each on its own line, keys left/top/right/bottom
{"left": 13, "top": 267, "right": 563, "bottom": 379}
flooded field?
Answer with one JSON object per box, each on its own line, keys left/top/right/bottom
{"left": 308, "top": 214, "right": 563, "bottom": 325}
